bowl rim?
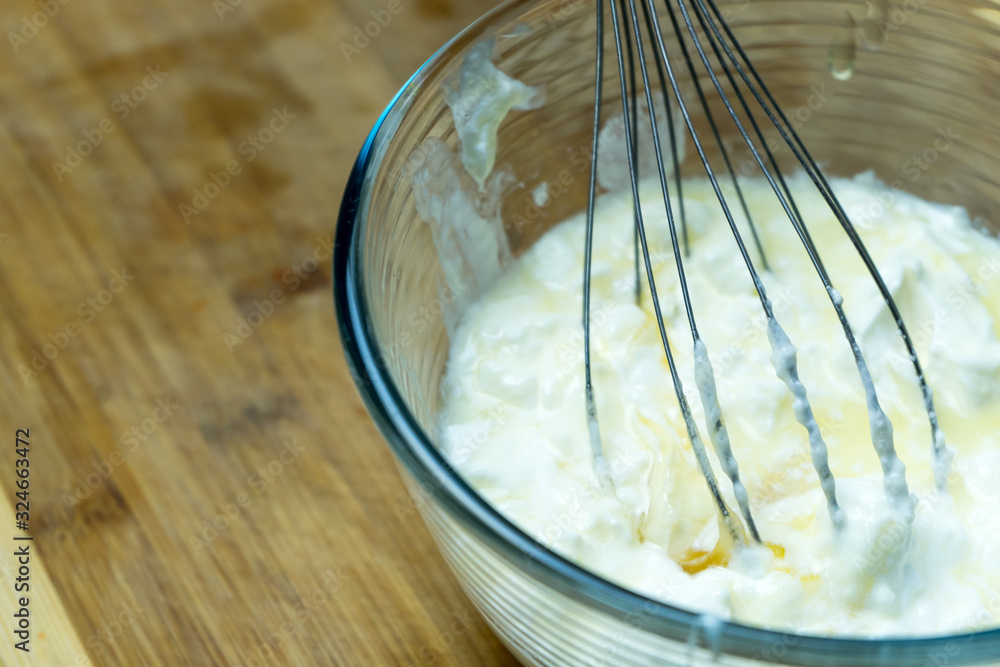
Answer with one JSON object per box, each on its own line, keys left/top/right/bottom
{"left": 333, "top": 0, "right": 1000, "bottom": 663}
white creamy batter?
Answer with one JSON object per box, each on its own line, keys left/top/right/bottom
{"left": 437, "top": 172, "right": 1000, "bottom": 636}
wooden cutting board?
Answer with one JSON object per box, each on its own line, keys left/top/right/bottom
{"left": 0, "top": 0, "right": 519, "bottom": 664}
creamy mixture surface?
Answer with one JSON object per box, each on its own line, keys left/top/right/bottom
{"left": 437, "top": 172, "right": 1000, "bottom": 636}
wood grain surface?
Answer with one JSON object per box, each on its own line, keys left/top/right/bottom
{"left": 0, "top": 0, "right": 519, "bottom": 664}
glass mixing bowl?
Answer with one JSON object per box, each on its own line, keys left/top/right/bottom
{"left": 334, "top": 0, "right": 1000, "bottom": 664}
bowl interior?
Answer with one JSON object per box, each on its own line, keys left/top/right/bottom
{"left": 342, "top": 0, "right": 1000, "bottom": 659}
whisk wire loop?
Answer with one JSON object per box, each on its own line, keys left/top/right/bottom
{"left": 582, "top": 0, "right": 949, "bottom": 546}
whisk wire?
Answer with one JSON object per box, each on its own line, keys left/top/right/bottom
{"left": 584, "top": 0, "right": 614, "bottom": 493}
{"left": 617, "top": 0, "right": 644, "bottom": 305}
{"left": 637, "top": 0, "right": 688, "bottom": 263}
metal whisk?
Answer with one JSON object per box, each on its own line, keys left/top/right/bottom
{"left": 581, "top": 0, "right": 952, "bottom": 545}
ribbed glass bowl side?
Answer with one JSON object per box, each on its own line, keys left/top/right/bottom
{"left": 401, "top": 465, "right": 784, "bottom": 667}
